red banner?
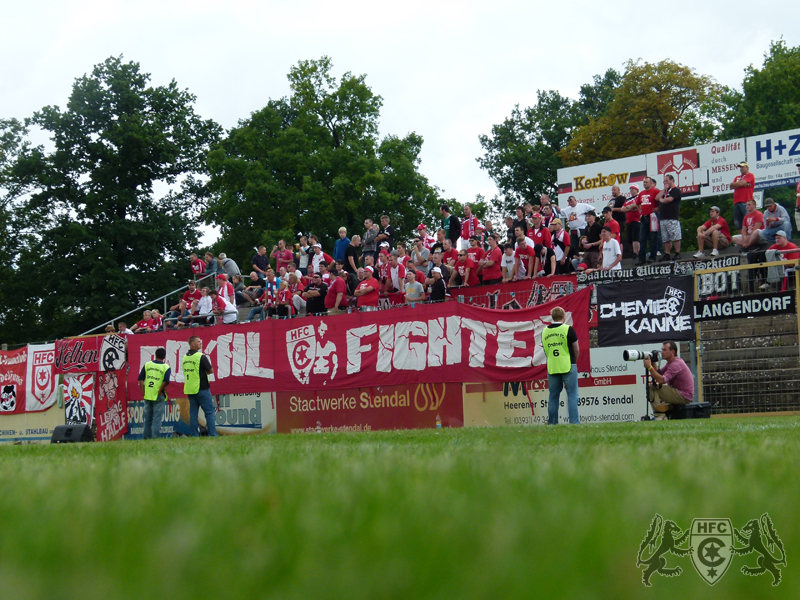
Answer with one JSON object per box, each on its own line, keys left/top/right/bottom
{"left": 277, "top": 381, "right": 463, "bottom": 433}
{"left": 55, "top": 334, "right": 128, "bottom": 374}
{"left": 451, "top": 276, "right": 578, "bottom": 309}
{"left": 126, "top": 287, "right": 591, "bottom": 399}
{"left": 95, "top": 370, "right": 128, "bottom": 441}
{"left": 63, "top": 373, "right": 95, "bottom": 426}
{"left": 0, "top": 348, "right": 27, "bottom": 415}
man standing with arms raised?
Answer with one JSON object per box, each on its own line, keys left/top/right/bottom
{"left": 541, "top": 306, "right": 580, "bottom": 425}
{"left": 138, "top": 347, "right": 171, "bottom": 439}
{"left": 182, "top": 336, "right": 218, "bottom": 437}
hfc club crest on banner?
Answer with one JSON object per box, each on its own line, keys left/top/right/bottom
{"left": 286, "top": 322, "right": 338, "bottom": 385}
{"left": 689, "top": 519, "right": 734, "bottom": 585}
{"left": 31, "top": 349, "right": 55, "bottom": 406}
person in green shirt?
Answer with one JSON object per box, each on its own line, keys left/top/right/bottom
{"left": 541, "top": 306, "right": 580, "bottom": 425}
{"left": 182, "top": 335, "right": 218, "bottom": 437}
{"left": 137, "top": 347, "right": 171, "bottom": 439}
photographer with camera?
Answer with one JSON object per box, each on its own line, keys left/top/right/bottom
{"left": 642, "top": 341, "right": 694, "bottom": 420}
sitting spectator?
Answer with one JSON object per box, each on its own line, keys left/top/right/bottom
{"left": 204, "top": 252, "right": 219, "bottom": 279}
{"left": 251, "top": 246, "right": 270, "bottom": 280}
{"left": 270, "top": 240, "right": 294, "bottom": 273}
{"left": 209, "top": 289, "right": 237, "bottom": 324}
{"left": 354, "top": 267, "right": 380, "bottom": 311}
{"left": 190, "top": 253, "right": 206, "bottom": 277}
{"left": 310, "top": 243, "right": 334, "bottom": 274}
{"left": 427, "top": 267, "right": 447, "bottom": 302}
{"left": 333, "top": 227, "right": 350, "bottom": 262}
{"left": 168, "top": 280, "right": 201, "bottom": 323}
{"left": 325, "top": 269, "right": 349, "bottom": 315}
{"left": 479, "top": 234, "right": 503, "bottom": 285}
{"left": 450, "top": 248, "right": 479, "bottom": 287}
{"left": 149, "top": 310, "right": 164, "bottom": 332}
{"left": 296, "top": 235, "right": 312, "bottom": 275}
{"left": 217, "top": 253, "right": 241, "bottom": 280}
{"left": 276, "top": 280, "right": 293, "bottom": 318}
{"left": 732, "top": 199, "right": 764, "bottom": 251}
{"left": 216, "top": 274, "right": 235, "bottom": 305}
{"left": 758, "top": 198, "right": 792, "bottom": 245}
{"left": 501, "top": 244, "right": 516, "bottom": 282}
{"left": 117, "top": 321, "right": 133, "bottom": 335}
{"left": 287, "top": 271, "right": 307, "bottom": 315}
{"left": 403, "top": 269, "right": 427, "bottom": 303}
{"left": 694, "top": 206, "right": 731, "bottom": 258}
{"left": 318, "top": 262, "right": 333, "bottom": 285}
{"left": 185, "top": 287, "right": 213, "bottom": 326}
{"left": 132, "top": 310, "right": 153, "bottom": 333}
{"left": 104, "top": 324, "right": 116, "bottom": 334}
{"left": 238, "top": 272, "right": 266, "bottom": 306}
{"left": 302, "top": 273, "right": 328, "bottom": 315}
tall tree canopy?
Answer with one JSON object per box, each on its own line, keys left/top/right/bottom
{"left": 7, "top": 56, "right": 220, "bottom": 341}
{"left": 205, "top": 57, "right": 441, "bottom": 257}
{"left": 559, "top": 60, "right": 722, "bottom": 166}
{"left": 722, "top": 39, "right": 800, "bottom": 138}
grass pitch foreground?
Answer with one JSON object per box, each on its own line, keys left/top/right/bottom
{"left": 0, "top": 418, "right": 798, "bottom": 600}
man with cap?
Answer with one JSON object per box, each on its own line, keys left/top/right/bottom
{"left": 466, "top": 234, "right": 485, "bottom": 264}
{"left": 694, "top": 206, "right": 731, "bottom": 258}
{"left": 758, "top": 198, "right": 792, "bottom": 244}
{"left": 730, "top": 162, "right": 756, "bottom": 231}
{"left": 768, "top": 230, "right": 800, "bottom": 261}
{"left": 209, "top": 289, "right": 238, "bottom": 324}
{"left": 427, "top": 266, "right": 447, "bottom": 302}
{"left": 795, "top": 163, "right": 800, "bottom": 232}
{"left": 216, "top": 274, "right": 235, "bottom": 305}
{"left": 310, "top": 243, "right": 334, "bottom": 274}
{"left": 621, "top": 184, "right": 641, "bottom": 257}
{"left": 528, "top": 212, "right": 553, "bottom": 249}
{"left": 416, "top": 223, "right": 436, "bottom": 250}
{"left": 580, "top": 210, "right": 603, "bottom": 269}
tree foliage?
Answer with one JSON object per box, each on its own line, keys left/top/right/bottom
{"left": 205, "top": 57, "right": 441, "bottom": 257}
{"left": 7, "top": 56, "right": 220, "bottom": 341}
{"left": 559, "top": 60, "right": 723, "bottom": 166}
{"left": 722, "top": 39, "right": 800, "bottom": 138}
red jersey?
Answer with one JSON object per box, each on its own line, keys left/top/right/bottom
{"left": 272, "top": 249, "right": 294, "bottom": 271}
{"left": 191, "top": 258, "right": 206, "bottom": 275}
{"left": 623, "top": 197, "right": 640, "bottom": 223}
{"left": 769, "top": 242, "right": 800, "bottom": 260}
{"left": 277, "top": 289, "right": 294, "bottom": 314}
{"left": 442, "top": 248, "right": 459, "bottom": 266}
{"left": 605, "top": 219, "right": 621, "bottom": 243}
{"left": 514, "top": 245, "right": 536, "bottom": 276}
{"left": 356, "top": 277, "right": 380, "bottom": 307}
{"left": 147, "top": 316, "right": 163, "bottom": 331}
{"left": 466, "top": 246, "right": 485, "bottom": 263}
{"left": 460, "top": 215, "right": 484, "bottom": 242}
{"left": 481, "top": 246, "right": 503, "bottom": 281}
{"left": 397, "top": 254, "right": 410, "bottom": 268}
{"left": 182, "top": 289, "right": 202, "bottom": 304}
{"left": 454, "top": 258, "right": 479, "bottom": 286}
{"left": 415, "top": 270, "right": 427, "bottom": 285}
{"left": 636, "top": 188, "right": 660, "bottom": 217}
{"left": 324, "top": 277, "right": 347, "bottom": 309}
{"left": 742, "top": 211, "right": 764, "bottom": 236}
{"left": 703, "top": 217, "right": 731, "bottom": 241}
{"left": 529, "top": 225, "right": 552, "bottom": 249}
{"left": 135, "top": 319, "right": 150, "bottom": 331}
{"left": 732, "top": 172, "right": 756, "bottom": 204}
{"left": 289, "top": 280, "right": 305, "bottom": 295}
{"left": 218, "top": 281, "right": 234, "bottom": 302}
{"left": 421, "top": 234, "right": 436, "bottom": 250}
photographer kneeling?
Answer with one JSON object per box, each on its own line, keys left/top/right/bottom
{"left": 643, "top": 341, "right": 694, "bottom": 421}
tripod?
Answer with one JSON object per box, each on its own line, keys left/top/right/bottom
{"left": 640, "top": 362, "right": 653, "bottom": 421}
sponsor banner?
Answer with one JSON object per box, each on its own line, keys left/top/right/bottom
{"left": 597, "top": 277, "right": 695, "bottom": 346}
{"left": 462, "top": 344, "right": 652, "bottom": 426}
{"left": 95, "top": 370, "right": 128, "bottom": 442}
{"left": 126, "top": 287, "right": 592, "bottom": 398}
{"left": 451, "top": 276, "right": 577, "bottom": 310}
{"left": 746, "top": 128, "right": 800, "bottom": 189}
{"left": 25, "top": 343, "right": 59, "bottom": 412}
{"left": 55, "top": 334, "right": 127, "bottom": 374}
{"left": 0, "top": 348, "right": 27, "bottom": 415}
{"left": 557, "top": 155, "right": 646, "bottom": 212}
{"left": 578, "top": 256, "right": 743, "bottom": 286}
{"left": 646, "top": 140, "right": 746, "bottom": 199}
{"left": 0, "top": 402, "right": 64, "bottom": 444}
{"left": 694, "top": 292, "right": 795, "bottom": 322}
{"left": 125, "top": 399, "right": 185, "bottom": 439}
{"left": 277, "top": 382, "right": 463, "bottom": 434}
{"left": 63, "top": 373, "right": 95, "bottom": 426}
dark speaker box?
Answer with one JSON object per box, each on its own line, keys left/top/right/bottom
{"left": 51, "top": 424, "right": 94, "bottom": 443}
{"left": 668, "top": 402, "right": 711, "bottom": 420}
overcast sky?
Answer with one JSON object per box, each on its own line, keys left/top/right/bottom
{"left": 3, "top": 1, "right": 798, "bottom": 244}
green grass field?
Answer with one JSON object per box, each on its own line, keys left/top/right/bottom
{"left": 1, "top": 417, "right": 797, "bottom": 599}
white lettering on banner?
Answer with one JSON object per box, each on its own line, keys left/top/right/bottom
{"left": 599, "top": 298, "right": 682, "bottom": 319}
{"left": 347, "top": 325, "right": 378, "bottom": 374}
{"left": 428, "top": 317, "right": 462, "bottom": 367}
{"left": 624, "top": 316, "right": 692, "bottom": 334}
{"left": 246, "top": 332, "right": 274, "bottom": 379}
{"left": 393, "top": 321, "right": 427, "bottom": 371}
{"left": 377, "top": 325, "right": 394, "bottom": 373}
{"left": 496, "top": 320, "right": 534, "bottom": 368}
{"left": 461, "top": 318, "right": 496, "bottom": 368}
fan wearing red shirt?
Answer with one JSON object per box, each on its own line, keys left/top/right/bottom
{"left": 354, "top": 268, "right": 380, "bottom": 309}
{"left": 466, "top": 236, "right": 485, "bottom": 279}
{"left": 769, "top": 230, "right": 800, "bottom": 260}
{"left": 479, "top": 234, "right": 503, "bottom": 284}
{"left": 730, "top": 162, "right": 756, "bottom": 231}
{"left": 132, "top": 310, "right": 153, "bottom": 333}
{"left": 385, "top": 255, "right": 406, "bottom": 293}
{"left": 169, "top": 280, "right": 202, "bottom": 321}
{"left": 271, "top": 240, "right": 295, "bottom": 272}
{"left": 460, "top": 204, "right": 484, "bottom": 249}
{"left": 732, "top": 199, "right": 764, "bottom": 250}
{"left": 324, "top": 270, "right": 349, "bottom": 313}
{"left": 190, "top": 253, "right": 206, "bottom": 276}
{"left": 528, "top": 213, "right": 553, "bottom": 249}
{"left": 449, "top": 250, "right": 479, "bottom": 287}
{"left": 396, "top": 243, "right": 411, "bottom": 268}
{"left": 635, "top": 177, "right": 661, "bottom": 265}
{"left": 441, "top": 239, "right": 459, "bottom": 267}
{"left": 216, "top": 274, "right": 235, "bottom": 305}
{"left": 694, "top": 206, "right": 731, "bottom": 257}
{"left": 513, "top": 236, "right": 536, "bottom": 279}
{"left": 601, "top": 207, "right": 621, "bottom": 243}
{"left": 147, "top": 310, "right": 164, "bottom": 332}
{"left": 621, "top": 185, "right": 641, "bottom": 256}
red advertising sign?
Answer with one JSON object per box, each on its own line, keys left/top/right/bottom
{"left": 95, "top": 370, "right": 128, "bottom": 442}
{"left": 126, "top": 287, "right": 592, "bottom": 399}
{"left": 277, "top": 381, "right": 463, "bottom": 433}
{"left": 0, "top": 348, "right": 27, "bottom": 415}
{"left": 55, "top": 334, "right": 128, "bottom": 374}
{"left": 656, "top": 148, "right": 701, "bottom": 196}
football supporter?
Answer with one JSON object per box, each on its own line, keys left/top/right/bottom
{"left": 769, "top": 230, "right": 800, "bottom": 261}
{"left": 252, "top": 246, "right": 269, "bottom": 280}
{"left": 411, "top": 237, "right": 431, "bottom": 274}
{"left": 117, "top": 321, "right": 133, "bottom": 335}
{"left": 600, "top": 206, "right": 621, "bottom": 243}
{"left": 403, "top": 269, "right": 427, "bottom": 303}
{"left": 427, "top": 267, "right": 447, "bottom": 302}
{"left": 131, "top": 310, "right": 153, "bottom": 333}
{"left": 333, "top": 227, "right": 350, "bottom": 262}
{"left": 271, "top": 240, "right": 295, "bottom": 273}
{"left": 440, "top": 205, "right": 461, "bottom": 246}
{"left": 385, "top": 254, "right": 406, "bottom": 293}
{"left": 217, "top": 253, "right": 241, "bottom": 280}
{"left": 694, "top": 206, "right": 731, "bottom": 258}
{"left": 550, "top": 219, "right": 573, "bottom": 275}
{"left": 533, "top": 243, "right": 556, "bottom": 277}
{"left": 148, "top": 310, "right": 164, "bottom": 332}
{"left": 415, "top": 224, "right": 436, "bottom": 250}
{"left": 354, "top": 267, "right": 380, "bottom": 310}
{"left": 634, "top": 177, "right": 661, "bottom": 265}
{"left": 216, "top": 274, "right": 235, "bottom": 305}
{"left": 479, "top": 234, "right": 503, "bottom": 285}
{"left": 209, "top": 290, "right": 237, "bottom": 324}
{"left": 189, "top": 253, "right": 206, "bottom": 277}
{"left": 528, "top": 212, "right": 553, "bottom": 249}
{"left": 599, "top": 226, "right": 622, "bottom": 272}
{"left": 375, "top": 215, "right": 395, "bottom": 250}
{"left": 580, "top": 211, "right": 603, "bottom": 270}
{"left": 441, "top": 238, "right": 459, "bottom": 268}
{"left": 310, "top": 244, "right": 334, "bottom": 274}
{"left": 560, "top": 195, "right": 592, "bottom": 250}
{"left": 362, "top": 219, "right": 379, "bottom": 265}
{"left": 732, "top": 199, "right": 764, "bottom": 250}
{"left": 325, "top": 269, "right": 349, "bottom": 315}
{"left": 758, "top": 198, "right": 792, "bottom": 244}
{"left": 501, "top": 244, "right": 516, "bottom": 283}
{"left": 513, "top": 236, "right": 536, "bottom": 280}
{"left": 621, "top": 184, "right": 641, "bottom": 257}
{"left": 655, "top": 174, "right": 682, "bottom": 261}
{"left": 466, "top": 235, "right": 485, "bottom": 266}
{"left": 730, "top": 161, "right": 756, "bottom": 231}
{"left": 460, "top": 204, "right": 484, "bottom": 249}
{"left": 450, "top": 249, "right": 479, "bottom": 287}
{"left": 302, "top": 273, "right": 328, "bottom": 315}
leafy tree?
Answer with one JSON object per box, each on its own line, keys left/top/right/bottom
{"left": 13, "top": 56, "right": 220, "bottom": 339}
{"left": 722, "top": 39, "right": 800, "bottom": 138}
{"left": 560, "top": 60, "right": 723, "bottom": 166}
{"left": 205, "top": 57, "right": 441, "bottom": 259}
